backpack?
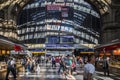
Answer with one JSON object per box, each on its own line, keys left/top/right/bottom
{"left": 8, "top": 60, "right": 11, "bottom": 68}
{"left": 71, "top": 62, "right": 75, "bottom": 68}
{"left": 52, "top": 57, "right": 55, "bottom": 62}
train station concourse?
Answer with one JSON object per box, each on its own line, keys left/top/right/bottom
{"left": 0, "top": 0, "right": 120, "bottom": 80}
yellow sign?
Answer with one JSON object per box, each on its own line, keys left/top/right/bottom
{"left": 32, "top": 52, "right": 45, "bottom": 54}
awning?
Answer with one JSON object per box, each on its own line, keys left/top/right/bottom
{"left": 95, "top": 40, "right": 120, "bottom": 51}
{"left": 0, "top": 35, "right": 27, "bottom": 50}
{"left": 80, "top": 52, "right": 95, "bottom": 54}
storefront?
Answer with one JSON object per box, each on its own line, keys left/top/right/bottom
{"left": 95, "top": 41, "right": 120, "bottom": 74}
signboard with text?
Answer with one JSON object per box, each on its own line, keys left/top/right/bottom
{"left": 46, "top": 44, "right": 74, "bottom": 49}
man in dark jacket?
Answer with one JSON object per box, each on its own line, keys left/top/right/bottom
{"left": 103, "top": 58, "right": 109, "bottom": 76}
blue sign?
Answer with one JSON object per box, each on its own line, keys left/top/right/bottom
{"left": 47, "top": 36, "right": 74, "bottom": 44}
{"left": 30, "top": 49, "right": 44, "bottom": 52}
{"left": 46, "top": 44, "right": 74, "bottom": 48}
{"left": 79, "top": 49, "right": 95, "bottom": 52}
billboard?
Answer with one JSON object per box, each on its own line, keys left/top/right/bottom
{"left": 47, "top": 5, "right": 61, "bottom": 11}
{"left": 46, "top": 5, "right": 73, "bottom": 20}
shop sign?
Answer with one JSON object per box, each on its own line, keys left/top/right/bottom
{"left": 27, "top": 44, "right": 45, "bottom": 48}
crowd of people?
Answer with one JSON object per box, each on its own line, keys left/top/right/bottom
{"left": 4, "top": 54, "right": 110, "bottom": 80}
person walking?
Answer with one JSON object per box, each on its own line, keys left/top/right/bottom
{"left": 26, "top": 57, "right": 32, "bottom": 74}
{"left": 51, "top": 56, "right": 56, "bottom": 68}
{"left": 5, "top": 58, "right": 16, "bottom": 80}
{"left": 103, "top": 58, "right": 109, "bottom": 76}
{"left": 58, "top": 56, "right": 65, "bottom": 74}
{"left": 83, "top": 55, "right": 96, "bottom": 80}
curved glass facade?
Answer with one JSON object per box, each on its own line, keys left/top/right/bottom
{"left": 17, "top": 0, "right": 101, "bottom": 49}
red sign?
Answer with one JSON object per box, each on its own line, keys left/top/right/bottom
{"left": 14, "top": 45, "right": 22, "bottom": 51}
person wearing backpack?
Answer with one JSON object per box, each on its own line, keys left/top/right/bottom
{"left": 5, "top": 58, "right": 16, "bottom": 80}
{"left": 21, "top": 58, "right": 26, "bottom": 72}
{"left": 58, "top": 57, "right": 65, "bottom": 74}
{"left": 51, "top": 56, "right": 56, "bottom": 68}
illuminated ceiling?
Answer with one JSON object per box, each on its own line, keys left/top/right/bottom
{"left": 0, "top": 0, "right": 111, "bottom": 15}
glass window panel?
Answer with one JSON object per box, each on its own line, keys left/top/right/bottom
{"left": 76, "top": 38, "right": 79, "bottom": 43}
{"left": 95, "top": 38, "right": 98, "bottom": 44}
{"left": 81, "top": 40, "right": 83, "bottom": 44}
{"left": 91, "top": 36, "right": 94, "bottom": 42}
{"left": 31, "top": 3, "right": 35, "bottom": 8}
{"left": 9, "top": 32, "right": 13, "bottom": 37}
{"left": 0, "top": 31, "right": 3, "bottom": 35}
{"left": 25, "top": 35, "right": 27, "bottom": 40}
{"left": 41, "top": 33, "right": 45, "bottom": 38}
{"left": 31, "top": 27, "right": 34, "bottom": 32}
{"left": 4, "top": 32, "right": 9, "bottom": 37}
{"left": 37, "top": 33, "right": 41, "bottom": 38}
{"left": 17, "top": 30, "right": 21, "bottom": 34}
{"left": 26, "top": 28, "right": 28, "bottom": 32}
{"left": 34, "top": 33, "right": 38, "bottom": 38}
{"left": 21, "top": 36, "right": 24, "bottom": 40}
{"left": 22, "top": 29, "right": 25, "bottom": 34}
{"left": 14, "top": 34, "right": 17, "bottom": 39}
{"left": 29, "top": 34, "right": 33, "bottom": 39}
{"left": 81, "top": 32, "right": 84, "bottom": 38}
{"left": 26, "top": 34, "right": 29, "bottom": 39}
{"left": 86, "top": 34, "right": 89, "bottom": 40}
{"left": 36, "top": 26, "right": 39, "bottom": 31}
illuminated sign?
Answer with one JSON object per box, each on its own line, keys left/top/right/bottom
{"left": 47, "top": 5, "right": 61, "bottom": 11}
{"left": 27, "top": 44, "right": 45, "bottom": 48}
{"left": 46, "top": 24, "right": 73, "bottom": 32}
{"left": 46, "top": 44, "right": 74, "bottom": 49}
